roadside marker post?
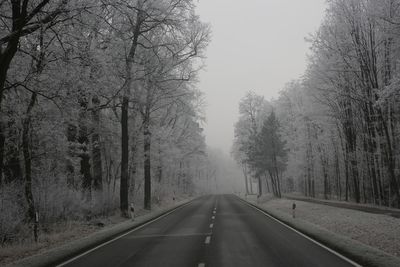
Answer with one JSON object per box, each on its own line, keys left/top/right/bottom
{"left": 34, "top": 211, "right": 39, "bottom": 242}
{"left": 292, "top": 202, "right": 296, "bottom": 219}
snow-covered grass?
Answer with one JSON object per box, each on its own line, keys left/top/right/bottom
{"left": 0, "top": 217, "right": 126, "bottom": 266}
{"left": 2, "top": 196, "right": 193, "bottom": 267}
{"left": 1, "top": 221, "right": 101, "bottom": 265}
{"left": 261, "top": 198, "right": 400, "bottom": 257}
{"left": 285, "top": 192, "right": 400, "bottom": 213}
{"left": 244, "top": 195, "right": 400, "bottom": 267}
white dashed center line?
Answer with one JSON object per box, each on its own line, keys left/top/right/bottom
{"left": 211, "top": 216, "right": 215, "bottom": 219}
{"left": 209, "top": 223, "right": 213, "bottom": 228}
{"left": 198, "top": 263, "right": 205, "bottom": 267}
{"left": 205, "top": 236, "right": 211, "bottom": 244}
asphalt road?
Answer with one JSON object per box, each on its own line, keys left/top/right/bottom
{"left": 59, "top": 195, "right": 358, "bottom": 267}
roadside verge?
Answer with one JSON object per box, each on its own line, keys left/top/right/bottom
{"left": 238, "top": 196, "right": 400, "bottom": 267}
{"left": 6, "top": 198, "right": 196, "bottom": 267}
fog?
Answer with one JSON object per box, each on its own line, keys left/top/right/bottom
{"left": 196, "top": 0, "right": 326, "bottom": 154}
{"left": 2, "top": 2, "right": 400, "bottom": 265}
{"left": 206, "top": 148, "right": 246, "bottom": 194}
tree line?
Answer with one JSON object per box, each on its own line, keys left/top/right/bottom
{"left": 0, "top": 0, "right": 210, "bottom": 244}
{"left": 233, "top": 0, "right": 400, "bottom": 208}
{"left": 232, "top": 92, "right": 287, "bottom": 198}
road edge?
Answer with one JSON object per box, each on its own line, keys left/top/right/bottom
{"left": 284, "top": 195, "right": 400, "bottom": 218}
{"left": 5, "top": 197, "right": 198, "bottom": 267}
{"left": 237, "top": 195, "right": 400, "bottom": 267}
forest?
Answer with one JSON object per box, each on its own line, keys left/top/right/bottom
{"left": 233, "top": 0, "right": 400, "bottom": 208}
{"left": 0, "top": 0, "right": 212, "bottom": 245}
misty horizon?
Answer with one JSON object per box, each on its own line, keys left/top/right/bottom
{"left": 197, "top": 0, "right": 326, "bottom": 154}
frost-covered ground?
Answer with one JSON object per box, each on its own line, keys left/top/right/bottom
{"left": 256, "top": 197, "right": 400, "bottom": 257}
{"left": 284, "top": 193, "right": 400, "bottom": 218}
{"left": 0, "top": 196, "right": 191, "bottom": 266}
{"left": 0, "top": 220, "right": 106, "bottom": 265}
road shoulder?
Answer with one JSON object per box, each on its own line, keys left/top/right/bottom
{"left": 5, "top": 198, "right": 195, "bottom": 267}
{"left": 239, "top": 195, "right": 400, "bottom": 267}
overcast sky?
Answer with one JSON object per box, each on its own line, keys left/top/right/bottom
{"left": 196, "top": 0, "right": 326, "bottom": 154}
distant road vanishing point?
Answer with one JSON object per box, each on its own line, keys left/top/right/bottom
{"left": 58, "top": 195, "right": 358, "bottom": 267}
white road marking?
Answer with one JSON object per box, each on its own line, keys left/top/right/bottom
{"left": 56, "top": 200, "right": 196, "bottom": 267}
{"left": 198, "top": 263, "right": 205, "bottom": 267}
{"left": 209, "top": 223, "right": 213, "bottom": 228}
{"left": 213, "top": 210, "right": 216, "bottom": 214}
{"left": 211, "top": 216, "right": 215, "bottom": 219}
{"left": 237, "top": 197, "right": 362, "bottom": 267}
{"left": 127, "top": 233, "right": 211, "bottom": 239}
{"left": 205, "top": 236, "right": 211, "bottom": 244}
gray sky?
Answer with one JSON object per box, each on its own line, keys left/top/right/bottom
{"left": 196, "top": 0, "right": 326, "bottom": 154}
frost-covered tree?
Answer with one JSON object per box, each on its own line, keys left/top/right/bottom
{"left": 232, "top": 92, "right": 272, "bottom": 195}
{"left": 0, "top": 0, "right": 211, "bottom": 244}
{"left": 247, "top": 111, "right": 287, "bottom": 197}
{"left": 268, "top": 0, "right": 400, "bottom": 207}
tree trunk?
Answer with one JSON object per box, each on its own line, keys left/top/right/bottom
{"left": 334, "top": 142, "right": 341, "bottom": 200}
{"left": 22, "top": 92, "right": 38, "bottom": 242}
{"left": 143, "top": 112, "right": 151, "bottom": 210}
{"left": 242, "top": 163, "right": 249, "bottom": 195}
{"left": 0, "top": 12, "right": 22, "bottom": 187}
{"left": 351, "top": 155, "right": 360, "bottom": 203}
{"left": 0, "top": 122, "right": 4, "bottom": 187}
{"left": 364, "top": 102, "right": 380, "bottom": 205}
{"left": 268, "top": 170, "right": 278, "bottom": 197}
{"left": 119, "top": 0, "right": 143, "bottom": 217}
{"left": 129, "top": 132, "right": 138, "bottom": 196}
{"left": 0, "top": 18, "right": 20, "bottom": 105}
{"left": 120, "top": 96, "right": 129, "bottom": 217}
{"left": 263, "top": 173, "right": 270, "bottom": 193}
{"left": 78, "top": 103, "right": 92, "bottom": 201}
{"left": 305, "top": 122, "right": 314, "bottom": 198}
{"left": 344, "top": 144, "right": 349, "bottom": 201}
{"left": 276, "top": 172, "right": 282, "bottom": 198}
{"left": 320, "top": 147, "right": 329, "bottom": 200}
{"left": 380, "top": 112, "right": 400, "bottom": 207}
{"left": 157, "top": 139, "right": 162, "bottom": 183}
{"left": 91, "top": 96, "right": 103, "bottom": 191}
{"left": 80, "top": 149, "right": 92, "bottom": 200}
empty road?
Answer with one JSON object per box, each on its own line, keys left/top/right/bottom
{"left": 58, "top": 195, "right": 359, "bottom": 267}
